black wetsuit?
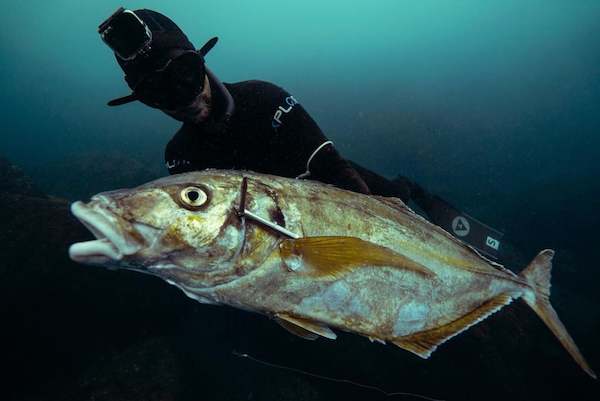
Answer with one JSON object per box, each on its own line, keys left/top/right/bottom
{"left": 163, "top": 78, "right": 504, "bottom": 259}
{"left": 165, "top": 79, "right": 371, "bottom": 195}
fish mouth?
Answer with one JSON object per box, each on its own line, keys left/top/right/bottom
{"left": 69, "top": 199, "right": 146, "bottom": 265}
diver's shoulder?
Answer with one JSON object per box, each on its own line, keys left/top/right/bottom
{"left": 225, "top": 80, "right": 290, "bottom": 97}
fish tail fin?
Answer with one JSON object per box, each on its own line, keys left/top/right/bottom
{"left": 519, "top": 249, "right": 596, "bottom": 379}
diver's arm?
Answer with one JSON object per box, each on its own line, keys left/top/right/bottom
{"left": 308, "top": 144, "right": 372, "bottom": 194}
{"left": 348, "top": 161, "right": 412, "bottom": 202}
{"left": 270, "top": 88, "right": 370, "bottom": 194}
{"left": 348, "top": 160, "right": 437, "bottom": 211}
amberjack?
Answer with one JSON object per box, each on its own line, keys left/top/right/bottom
{"left": 68, "top": 170, "right": 596, "bottom": 378}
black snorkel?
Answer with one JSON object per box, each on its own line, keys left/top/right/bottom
{"left": 199, "top": 37, "right": 235, "bottom": 122}
{"left": 205, "top": 67, "right": 235, "bottom": 122}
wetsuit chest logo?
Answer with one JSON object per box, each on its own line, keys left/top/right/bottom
{"left": 272, "top": 96, "right": 298, "bottom": 132}
{"left": 166, "top": 159, "right": 191, "bottom": 170}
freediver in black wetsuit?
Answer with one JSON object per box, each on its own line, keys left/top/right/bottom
{"left": 98, "top": 8, "right": 503, "bottom": 259}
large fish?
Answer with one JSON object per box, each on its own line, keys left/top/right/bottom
{"left": 69, "top": 170, "right": 595, "bottom": 378}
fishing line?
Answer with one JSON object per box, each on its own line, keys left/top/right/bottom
{"left": 232, "top": 350, "right": 445, "bottom": 401}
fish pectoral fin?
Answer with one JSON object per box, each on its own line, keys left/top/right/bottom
{"left": 392, "top": 292, "right": 521, "bottom": 358}
{"left": 279, "top": 236, "right": 434, "bottom": 280}
{"left": 275, "top": 319, "right": 319, "bottom": 340}
{"left": 275, "top": 313, "right": 337, "bottom": 340}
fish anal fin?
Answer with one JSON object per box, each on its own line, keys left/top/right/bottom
{"left": 280, "top": 236, "right": 434, "bottom": 280}
{"left": 392, "top": 292, "right": 520, "bottom": 358}
{"left": 275, "top": 313, "right": 337, "bottom": 340}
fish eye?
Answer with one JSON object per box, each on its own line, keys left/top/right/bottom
{"left": 180, "top": 186, "right": 208, "bottom": 207}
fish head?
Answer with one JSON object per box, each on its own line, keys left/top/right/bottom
{"left": 69, "top": 171, "right": 280, "bottom": 288}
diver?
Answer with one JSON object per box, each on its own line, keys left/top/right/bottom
{"left": 98, "top": 8, "right": 503, "bottom": 259}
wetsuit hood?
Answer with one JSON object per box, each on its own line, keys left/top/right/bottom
{"left": 118, "top": 10, "right": 195, "bottom": 88}
{"left": 107, "top": 9, "right": 218, "bottom": 107}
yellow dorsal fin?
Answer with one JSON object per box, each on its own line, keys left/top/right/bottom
{"left": 392, "top": 292, "right": 521, "bottom": 358}
{"left": 275, "top": 313, "right": 337, "bottom": 340}
{"left": 279, "top": 236, "right": 435, "bottom": 280}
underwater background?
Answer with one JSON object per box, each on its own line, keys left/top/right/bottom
{"left": 1, "top": 1, "right": 599, "bottom": 400}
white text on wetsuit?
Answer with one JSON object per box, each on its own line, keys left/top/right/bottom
{"left": 272, "top": 96, "right": 298, "bottom": 132}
